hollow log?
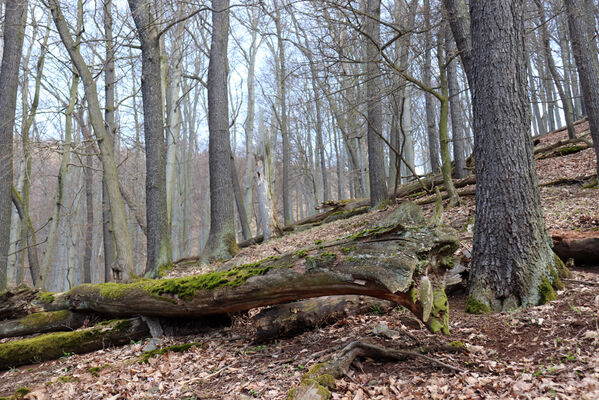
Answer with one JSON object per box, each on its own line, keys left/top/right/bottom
{"left": 0, "top": 310, "right": 87, "bottom": 339}
{"left": 253, "top": 296, "right": 395, "bottom": 343}
{"left": 15, "top": 202, "right": 457, "bottom": 336}
{"left": 552, "top": 230, "right": 599, "bottom": 265}
{"left": 0, "top": 285, "right": 44, "bottom": 320}
{"left": 0, "top": 318, "right": 149, "bottom": 369}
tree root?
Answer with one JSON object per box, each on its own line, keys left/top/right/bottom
{"left": 287, "top": 339, "right": 466, "bottom": 399}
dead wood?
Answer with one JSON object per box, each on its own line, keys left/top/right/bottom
{"left": 552, "top": 231, "right": 599, "bottom": 265}
{"left": 0, "top": 285, "right": 44, "bottom": 320}
{"left": 0, "top": 318, "right": 149, "bottom": 370}
{"left": 2, "top": 203, "right": 457, "bottom": 341}
{"left": 0, "top": 310, "right": 87, "bottom": 339}
{"left": 253, "top": 296, "right": 395, "bottom": 343}
{"left": 287, "top": 340, "right": 465, "bottom": 399}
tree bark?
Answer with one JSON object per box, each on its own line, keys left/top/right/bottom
{"left": 48, "top": 0, "right": 135, "bottom": 281}
{"left": 202, "top": 0, "right": 237, "bottom": 262}
{"left": 0, "top": 0, "right": 27, "bottom": 291}
{"left": 128, "top": 0, "right": 172, "bottom": 276}
{"left": 365, "top": 0, "right": 388, "bottom": 207}
{"left": 445, "top": 24, "right": 467, "bottom": 179}
{"left": 565, "top": 0, "right": 599, "bottom": 178}
{"left": 465, "top": 0, "right": 561, "bottom": 311}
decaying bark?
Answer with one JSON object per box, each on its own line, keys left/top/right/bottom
{"left": 0, "top": 310, "right": 87, "bottom": 339}
{"left": 552, "top": 231, "right": 599, "bottom": 266}
{"left": 0, "top": 318, "right": 148, "bottom": 369}
{"left": 0, "top": 203, "right": 458, "bottom": 369}
{"left": 253, "top": 296, "right": 394, "bottom": 343}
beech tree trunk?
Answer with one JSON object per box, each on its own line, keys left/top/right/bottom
{"left": 565, "top": 0, "right": 599, "bottom": 178}
{"left": 365, "top": 0, "right": 388, "bottom": 207}
{"left": 128, "top": 0, "right": 172, "bottom": 276}
{"left": 203, "top": 0, "right": 237, "bottom": 262}
{"left": 0, "top": 0, "right": 27, "bottom": 291}
{"left": 49, "top": 0, "right": 135, "bottom": 281}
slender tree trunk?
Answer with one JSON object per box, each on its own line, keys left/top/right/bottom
{"left": 41, "top": 72, "right": 78, "bottom": 290}
{"left": 445, "top": 24, "right": 467, "bottom": 179}
{"left": 565, "top": 0, "right": 599, "bottom": 178}
{"left": 365, "top": 0, "right": 388, "bottom": 207}
{"left": 203, "top": 0, "right": 237, "bottom": 262}
{"left": 0, "top": 0, "right": 27, "bottom": 291}
{"left": 49, "top": 0, "right": 135, "bottom": 282}
{"left": 535, "top": 1, "right": 576, "bottom": 139}
{"left": 424, "top": 0, "right": 440, "bottom": 173}
{"left": 102, "top": 0, "right": 116, "bottom": 281}
{"left": 128, "top": 0, "right": 172, "bottom": 276}
{"left": 273, "top": 1, "right": 292, "bottom": 224}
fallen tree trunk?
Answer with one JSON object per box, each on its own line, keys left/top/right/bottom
{"left": 0, "top": 318, "right": 149, "bottom": 369}
{"left": 253, "top": 296, "right": 394, "bottom": 343}
{"left": 0, "top": 310, "right": 87, "bottom": 339}
{"left": 552, "top": 230, "right": 599, "bottom": 265}
{"left": 238, "top": 200, "right": 370, "bottom": 248}
{"left": 2, "top": 203, "right": 458, "bottom": 339}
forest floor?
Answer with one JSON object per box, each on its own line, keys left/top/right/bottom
{"left": 1, "top": 123, "right": 599, "bottom": 399}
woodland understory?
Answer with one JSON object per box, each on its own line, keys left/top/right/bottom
{"left": 0, "top": 123, "right": 598, "bottom": 399}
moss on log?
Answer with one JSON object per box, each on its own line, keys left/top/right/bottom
{"left": 0, "top": 318, "right": 148, "bottom": 370}
{"left": 41, "top": 202, "right": 456, "bottom": 334}
{"left": 0, "top": 310, "right": 87, "bottom": 339}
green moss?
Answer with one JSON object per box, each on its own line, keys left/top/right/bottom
{"left": 448, "top": 341, "right": 465, "bottom": 349}
{"left": 553, "top": 253, "right": 572, "bottom": 279}
{"left": 12, "top": 387, "right": 31, "bottom": 399}
{"left": 347, "top": 226, "right": 387, "bottom": 240}
{"left": 21, "top": 310, "right": 70, "bottom": 328}
{"left": 294, "top": 249, "right": 308, "bottom": 258}
{"left": 315, "top": 374, "right": 335, "bottom": 389}
{"left": 314, "top": 239, "right": 323, "bottom": 245}
{"left": 87, "top": 364, "right": 109, "bottom": 377}
{"left": 409, "top": 287, "right": 419, "bottom": 304}
{"left": 157, "top": 263, "right": 174, "bottom": 277}
{"left": 340, "top": 246, "right": 356, "bottom": 254}
{"left": 582, "top": 179, "right": 598, "bottom": 189}
{"left": 57, "top": 375, "right": 79, "bottom": 383}
{"left": 305, "top": 252, "right": 337, "bottom": 269}
{"left": 139, "top": 342, "right": 202, "bottom": 363}
{"left": 538, "top": 277, "right": 557, "bottom": 305}
{"left": 36, "top": 291, "right": 55, "bottom": 304}
{"left": 465, "top": 297, "right": 491, "bottom": 314}
{"left": 0, "top": 319, "right": 134, "bottom": 369}
{"left": 433, "top": 289, "right": 448, "bottom": 313}
{"left": 287, "top": 379, "right": 331, "bottom": 400}
{"left": 559, "top": 145, "right": 586, "bottom": 156}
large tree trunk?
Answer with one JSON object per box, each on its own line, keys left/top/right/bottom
{"left": 464, "top": 0, "right": 561, "bottom": 312}
{"left": 0, "top": 0, "right": 27, "bottom": 291}
{"left": 365, "top": 0, "right": 388, "bottom": 207}
{"left": 128, "top": 0, "right": 172, "bottom": 277}
{"left": 423, "top": 0, "right": 440, "bottom": 174}
{"left": 49, "top": 0, "right": 135, "bottom": 282}
{"left": 202, "top": 0, "right": 237, "bottom": 262}
{"left": 565, "top": 0, "right": 599, "bottom": 179}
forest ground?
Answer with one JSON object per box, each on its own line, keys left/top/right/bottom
{"left": 1, "top": 123, "right": 598, "bottom": 399}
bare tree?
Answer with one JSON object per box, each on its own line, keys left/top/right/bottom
{"left": 128, "top": 0, "right": 172, "bottom": 276}
{"left": 0, "top": 0, "right": 27, "bottom": 290}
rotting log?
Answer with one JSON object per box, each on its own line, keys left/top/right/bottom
{"left": 8, "top": 202, "right": 458, "bottom": 336}
{"left": 0, "top": 318, "right": 149, "bottom": 369}
{"left": 0, "top": 310, "right": 87, "bottom": 339}
{"left": 552, "top": 230, "right": 599, "bottom": 265}
{"left": 253, "top": 296, "right": 394, "bottom": 343}
{"left": 0, "top": 284, "right": 44, "bottom": 320}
